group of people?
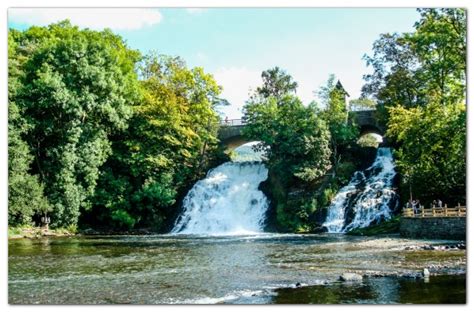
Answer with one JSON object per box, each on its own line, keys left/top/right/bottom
{"left": 405, "top": 198, "right": 444, "bottom": 214}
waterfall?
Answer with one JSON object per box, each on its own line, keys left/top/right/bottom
{"left": 171, "top": 142, "right": 269, "bottom": 235}
{"left": 323, "top": 147, "right": 398, "bottom": 233}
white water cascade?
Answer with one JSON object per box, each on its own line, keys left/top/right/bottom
{"left": 323, "top": 147, "right": 398, "bottom": 233}
{"left": 171, "top": 142, "right": 269, "bottom": 235}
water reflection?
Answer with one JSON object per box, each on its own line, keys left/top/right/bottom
{"left": 273, "top": 275, "right": 465, "bottom": 304}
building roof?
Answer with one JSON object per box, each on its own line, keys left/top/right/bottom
{"left": 335, "top": 80, "right": 350, "bottom": 97}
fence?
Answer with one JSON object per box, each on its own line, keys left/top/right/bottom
{"left": 402, "top": 205, "right": 466, "bottom": 218}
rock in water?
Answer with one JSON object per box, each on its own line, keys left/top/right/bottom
{"left": 339, "top": 273, "right": 363, "bottom": 282}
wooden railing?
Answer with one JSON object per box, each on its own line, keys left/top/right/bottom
{"left": 402, "top": 205, "right": 466, "bottom": 218}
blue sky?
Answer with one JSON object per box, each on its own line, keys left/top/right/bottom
{"left": 9, "top": 8, "right": 420, "bottom": 118}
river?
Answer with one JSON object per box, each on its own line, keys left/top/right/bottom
{"left": 8, "top": 234, "right": 466, "bottom": 304}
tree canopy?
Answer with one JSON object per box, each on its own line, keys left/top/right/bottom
{"left": 90, "top": 54, "right": 223, "bottom": 230}
{"left": 8, "top": 21, "right": 224, "bottom": 230}
{"left": 363, "top": 8, "right": 466, "bottom": 206}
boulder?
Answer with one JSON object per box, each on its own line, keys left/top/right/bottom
{"left": 339, "top": 273, "right": 363, "bottom": 282}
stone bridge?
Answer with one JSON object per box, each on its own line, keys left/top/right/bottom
{"left": 352, "top": 110, "right": 385, "bottom": 136}
{"left": 219, "top": 110, "right": 385, "bottom": 147}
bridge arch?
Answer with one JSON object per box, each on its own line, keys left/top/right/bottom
{"left": 218, "top": 119, "right": 251, "bottom": 150}
{"left": 351, "top": 110, "right": 385, "bottom": 136}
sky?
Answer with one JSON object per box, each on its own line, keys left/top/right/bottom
{"left": 8, "top": 8, "right": 420, "bottom": 119}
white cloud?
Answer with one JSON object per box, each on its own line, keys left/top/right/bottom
{"left": 8, "top": 8, "right": 162, "bottom": 30}
{"left": 213, "top": 67, "right": 262, "bottom": 119}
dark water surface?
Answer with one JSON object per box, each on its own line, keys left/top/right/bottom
{"left": 8, "top": 234, "right": 466, "bottom": 304}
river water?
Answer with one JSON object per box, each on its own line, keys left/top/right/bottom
{"left": 8, "top": 234, "right": 466, "bottom": 304}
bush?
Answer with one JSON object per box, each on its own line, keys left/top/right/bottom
{"left": 111, "top": 210, "right": 136, "bottom": 230}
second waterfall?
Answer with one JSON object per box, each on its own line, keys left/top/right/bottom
{"left": 172, "top": 142, "right": 269, "bottom": 235}
{"left": 323, "top": 147, "right": 398, "bottom": 233}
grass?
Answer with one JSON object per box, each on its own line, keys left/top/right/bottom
{"left": 347, "top": 216, "right": 401, "bottom": 236}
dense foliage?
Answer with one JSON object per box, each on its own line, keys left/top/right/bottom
{"left": 89, "top": 54, "right": 223, "bottom": 230}
{"left": 8, "top": 32, "right": 51, "bottom": 226}
{"left": 244, "top": 68, "right": 331, "bottom": 184}
{"left": 8, "top": 22, "right": 223, "bottom": 230}
{"left": 10, "top": 22, "right": 141, "bottom": 227}
{"left": 387, "top": 102, "right": 466, "bottom": 205}
{"left": 363, "top": 8, "right": 466, "bottom": 206}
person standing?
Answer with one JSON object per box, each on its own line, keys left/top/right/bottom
{"left": 412, "top": 199, "right": 418, "bottom": 215}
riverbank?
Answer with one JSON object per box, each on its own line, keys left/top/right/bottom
{"left": 8, "top": 226, "right": 77, "bottom": 239}
{"left": 7, "top": 226, "right": 166, "bottom": 239}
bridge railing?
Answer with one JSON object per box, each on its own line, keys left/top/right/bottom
{"left": 220, "top": 119, "right": 246, "bottom": 126}
{"left": 349, "top": 107, "right": 376, "bottom": 112}
{"left": 402, "top": 205, "right": 466, "bottom": 218}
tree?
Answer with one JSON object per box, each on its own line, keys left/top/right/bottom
{"left": 363, "top": 9, "right": 466, "bottom": 206}
{"left": 91, "top": 54, "right": 223, "bottom": 231}
{"left": 387, "top": 102, "right": 465, "bottom": 205}
{"left": 8, "top": 31, "right": 50, "bottom": 226}
{"left": 12, "top": 21, "right": 141, "bottom": 227}
{"left": 243, "top": 68, "right": 331, "bottom": 231}
{"left": 244, "top": 95, "right": 331, "bottom": 183}
{"left": 253, "top": 66, "right": 298, "bottom": 100}
{"left": 362, "top": 9, "right": 466, "bottom": 114}
{"left": 409, "top": 9, "right": 466, "bottom": 106}
{"left": 317, "top": 75, "right": 358, "bottom": 169}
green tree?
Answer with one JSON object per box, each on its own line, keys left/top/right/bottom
{"left": 244, "top": 95, "right": 331, "bottom": 183}
{"left": 409, "top": 9, "right": 466, "bottom": 106}
{"left": 243, "top": 68, "right": 331, "bottom": 231}
{"left": 91, "top": 54, "right": 223, "bottom": 231}
{"left": 387, "top": 102, "right": 465, "bottom": 205}
{"left": 12, "top": 21, "right": 141, "bottom": 227}
{"left": 363, "top": 8, "right": 466, "bottom": 205}
{"left": 317, "top": 75, "right": 358, "bottom": 169}
{"left": 253, "top": 66, "right": 298, "bottom": 100}
{"left": 362, "top": 9, "right": 466, "bottom": 116}
{"left": 8, "top": 31, "right": 50, "bottom": 226}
